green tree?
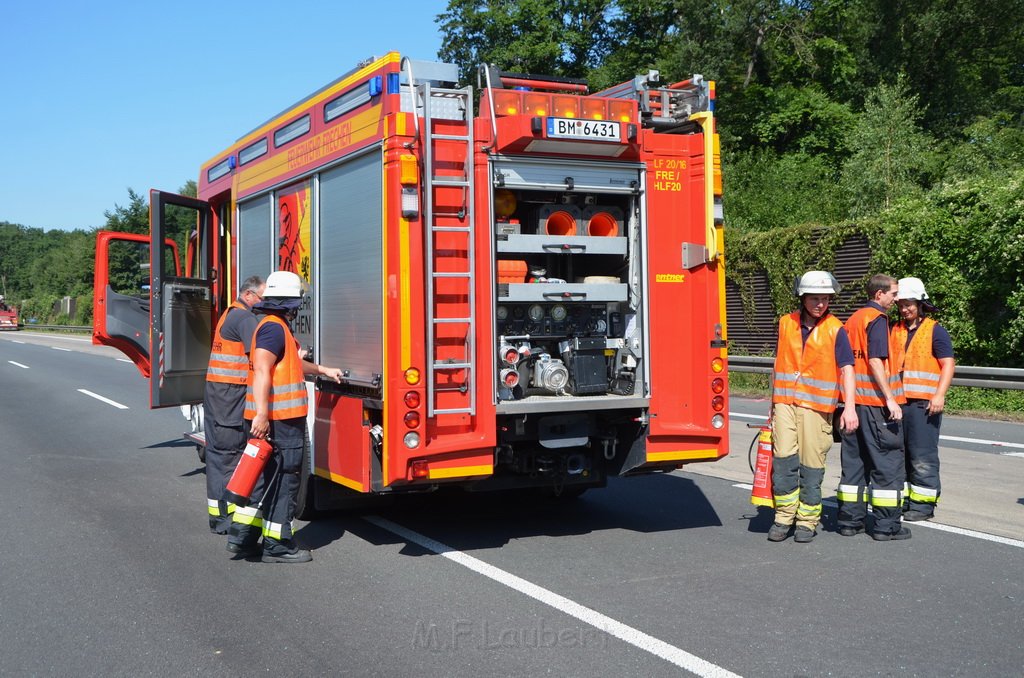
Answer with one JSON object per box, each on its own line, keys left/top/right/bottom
{"left": 103, "top": 188, "right": 149, "bottom": 235}
{"left": 438, "top": 0, "right": 613, "bottom": 83}
{"left": 841, "top": 75, "right": 933, "bottom": 216}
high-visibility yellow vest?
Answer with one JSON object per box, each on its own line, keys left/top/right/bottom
{"left": 772, "top": 312, "right": 842, "bottom": 414}
{"left": 891, "top": 318, "right": 942, "bottom": 400}
{"left": 206, "top": 301, "right": 250, "bottom": 385}
{"left": 244, "top": 315, "right": 307, "bottom": 420}
{"left": 844, "top": 306, "right": 905, "bottom": 406}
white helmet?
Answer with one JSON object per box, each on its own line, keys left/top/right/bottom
{"left": 795, "top": 270, "right": 840, "bottom": 296}
{"left": 263, "top": 271, "right": 308, "bottom": 298}
{"left": 897, "top": 277, "right": 928, "bottom": 301}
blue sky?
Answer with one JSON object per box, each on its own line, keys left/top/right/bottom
{"left": 1, "top": 1, "right": 448, "bottom": 232}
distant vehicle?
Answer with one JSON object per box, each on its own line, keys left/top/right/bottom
{"left": 0, "top": 296, "right": 19, "bottom": 331}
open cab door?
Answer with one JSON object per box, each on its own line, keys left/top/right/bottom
{"left": 92, "top": 190, "right": 218, "bottom": 408}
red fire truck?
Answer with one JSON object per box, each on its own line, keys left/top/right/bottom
{"left": 0, "top": 296, "right": 18, "bottom": 331}
{"left": 93, "top": 52, "right": 729, "bottom": 513}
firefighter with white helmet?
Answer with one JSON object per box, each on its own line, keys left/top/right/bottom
{"left": 767, "top": 271, "right": 858, "bottom": 543}
{"left": 837, "top": 274, "right": 911, "bottom": 541}
{"left": 233, "top": 270, "right": 342, "bottom": 563}
{"left": 889, "top": 277, "right": 955, "bottom": 521}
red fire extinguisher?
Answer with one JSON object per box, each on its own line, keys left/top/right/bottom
{"left": 224, "top": 438, "right": 273, "bottom": 507}
{"left": 750, "top": 426, "right": 775, "bottom": 508}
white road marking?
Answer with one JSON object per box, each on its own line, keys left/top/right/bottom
{"left": 730, "top": 411, "right": 1024, "bottom": 452}
{"left": 116, "top": 358, "right": 133, "bottom": 363}
{"left": 728, "top": 412, "right": 764, "bottom": 421}
{"left": 18, "top": 333, "right": 92, "bottom": 343}
{"left": 8, "top": 361, "right": 29, "bottom": 369}
{"left": 366, "top": 515, "right": 741, "bottom": 678}
{"left": 1005, "top": 452, "right": 1024, "bottom": 458}
{"left": 939, "top": 434, "right": 1024, "bottom": 450}
{"left": 12, "top": 340, "right": 25, "bottom": 344}
{"left": 51, "top": 346, "right": 71, "bottom": 352}
{"left": 732, "top": 484, "right": 1024, "bottom": 549}
{"left": 77, "top": 389, "right": 129, "bottom": 409}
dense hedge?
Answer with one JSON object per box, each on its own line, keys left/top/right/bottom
{"left": 725, "top": 168, "right": 1024, "bottom": 367}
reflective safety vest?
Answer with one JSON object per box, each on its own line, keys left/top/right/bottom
{"left": 772, "top": 312, "right": 843, "bottom": 414}
{"left": 844, "top": 306, "right": 905, "bottom": 406}
{"left": 243, "top": 315, "right": 308, "bottom": 421}
{"left": 207, "top": 301, "right": 250, "bottom": 385}
{"left": 891, "top": 318, "right": 942, "bottom": 400}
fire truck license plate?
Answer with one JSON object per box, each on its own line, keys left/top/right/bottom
{"left": 546, "top": 118, "right": 620, "bottom": 142}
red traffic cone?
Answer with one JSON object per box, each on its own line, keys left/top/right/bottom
{"left": 750, "top": 427, "right": 775, "bottom": 507}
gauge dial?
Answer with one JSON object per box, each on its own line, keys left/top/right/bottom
{"left": 550, "top": 304, "right": 567, "bottom": 322}
{"left": 496, "top": 305, "right": 509, "bottom": 320}
{"left": 528, "top": 304, "right": 545, "bottom": 322}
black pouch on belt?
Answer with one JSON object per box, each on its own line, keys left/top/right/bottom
{"left": 831, "top": 406, "right": 844, "bottom": 443}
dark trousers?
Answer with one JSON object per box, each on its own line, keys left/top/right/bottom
{"left": 903, "top": 399, "right": 941, "bottom": 515}
{"left": 258, "top": 418, "right": 306, "bottom": 555}
{"left": 204, "top": 416, "right": 247, "bottom": 534}
{"left": 838, "top": 404, "right": 906, "bottom": 534}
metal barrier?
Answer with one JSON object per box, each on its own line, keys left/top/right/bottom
{"left": 19, "top": 325, "right": 91, "bottom": 333}
{"left": 729, "top": 355, "right": 1024, "bottom": 390}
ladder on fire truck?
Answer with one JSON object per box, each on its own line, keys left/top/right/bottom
{"left": 403, "top": 58, "right": 476, "bottom": 417}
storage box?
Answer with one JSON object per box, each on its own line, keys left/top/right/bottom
{"left": 497, "top": 259, "right": 528, "bottom": 284}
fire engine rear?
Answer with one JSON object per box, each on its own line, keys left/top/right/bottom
{"left": 92, "top": 53, "right": 729, "bottom": 512}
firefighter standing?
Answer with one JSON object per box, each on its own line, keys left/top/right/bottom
{"left": 205, "top": 275, "right": 265, "bottom": 537}
{"left": 244, "top": 271, "right": 342, "bottom": 563}
{"left": 837, "top": 274, "right": 910, "bottom": 541}
{"left": 890, "top": 277, "right": 955, "bottom": 521}
{"left": 767, "top": 271, "right": 858, "bottom": 543}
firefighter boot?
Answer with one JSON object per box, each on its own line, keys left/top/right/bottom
{"left": 767, "top": 523, "right": 792, "bottom": 542}
{"left": 794, "top": 526, "right": 816, "bottom": 543}
{"left": 261, "top": 538, "right": 312, "bottom": 563}
{"left": 872, "top": 526, "right": 912, "bottom": 541}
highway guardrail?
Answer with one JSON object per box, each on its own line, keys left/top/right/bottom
{"left": 729, "top": 355, "right": 1024, "bottom": 390}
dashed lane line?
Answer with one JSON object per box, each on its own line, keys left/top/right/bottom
{"left": 77, "top": 389, "right": 129, "bottom": 410}
{"left": 8, "top": 361, "right": 29, "bottom": 369}
{"left": 365, "top": 515, "right": 742, "bottom": 678}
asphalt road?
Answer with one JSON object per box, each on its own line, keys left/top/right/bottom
{"left": 1, "top": 331, "right": 1022, "bottom": 677}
